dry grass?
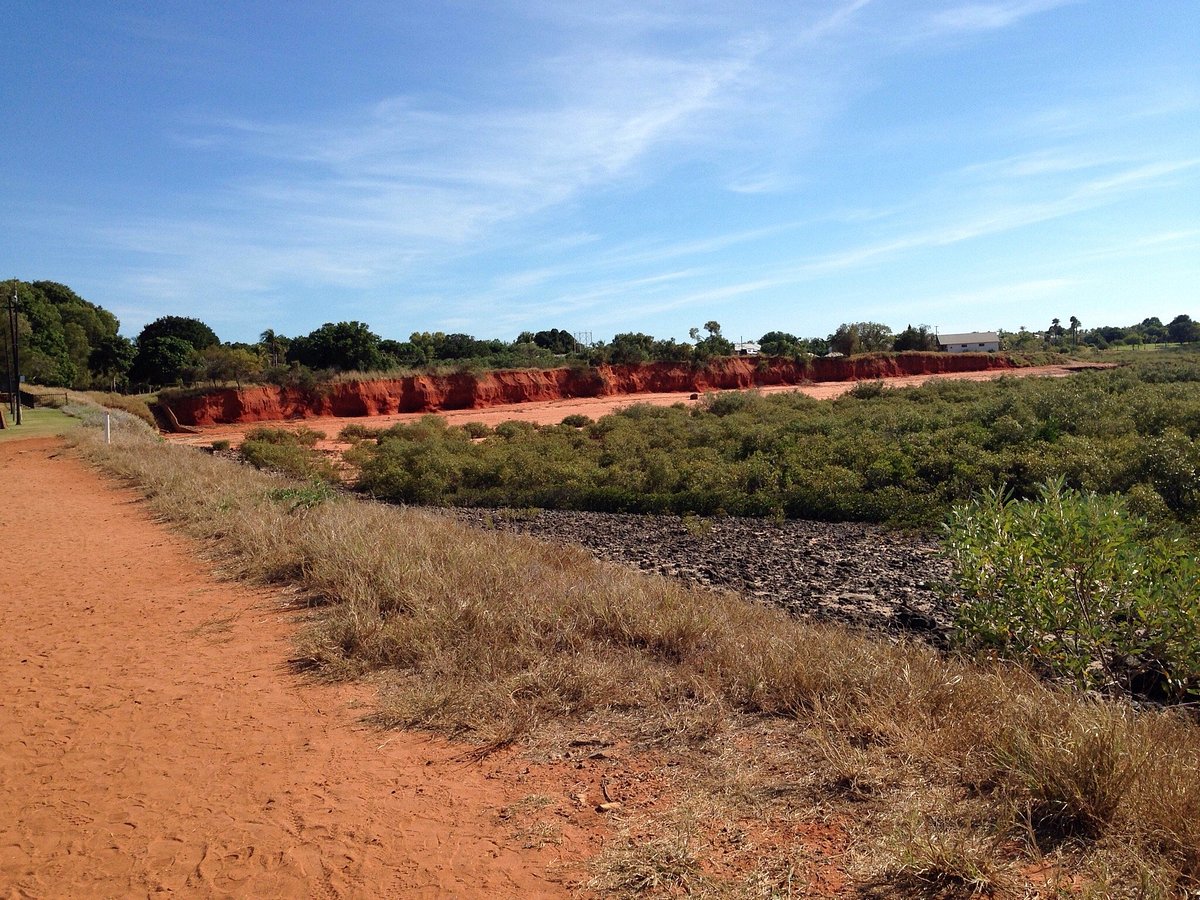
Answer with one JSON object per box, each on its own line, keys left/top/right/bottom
{"left": 590, "top": 816, "right": 707, "bottom": 896}
{"left": 72, "top": 424, "right": 1200, "bottom": 896}
{"left": 79, "top": 391, "right": 157, "bottom": 427}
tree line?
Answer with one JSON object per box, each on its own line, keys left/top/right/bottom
{"left": 3, "top": 278, "right": 1197, "bottom": 391}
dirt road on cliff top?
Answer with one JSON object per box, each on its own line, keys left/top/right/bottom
{"left": 0, "top": 439, "right": 598, "bottom": 898}
{"left": 165, "top": 363, "right": 1095, "bottom": 448}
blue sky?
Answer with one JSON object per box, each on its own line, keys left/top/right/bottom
{"left": 3, "top": 1, "right": 1197, "bottom": 344}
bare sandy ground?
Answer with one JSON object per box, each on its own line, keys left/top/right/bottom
{"left": 0, "top": 439, "right": 596, "bottom": 898}
{"left": 163, "top": 363, "right": 1095, "bottom": 449}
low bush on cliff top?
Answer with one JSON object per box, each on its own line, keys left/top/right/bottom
{"left": 74, "top": 420, "right": 1200, "bottom": 894}
{"left": 352, "top": 352, "right": 1200, "bottom": 531}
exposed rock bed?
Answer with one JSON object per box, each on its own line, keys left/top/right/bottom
{"left": 446, "top": 508, "right": 960, "bottom": 645}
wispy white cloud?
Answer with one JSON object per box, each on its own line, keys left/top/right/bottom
{"left": 920, "top": 0, "right": 1078, "bottom": 36}
{"left": 955, "top": 149, "right": 1125, "bottom": 181}
{"left": 790, "top": 157, "right": 1200, "bottom": 275}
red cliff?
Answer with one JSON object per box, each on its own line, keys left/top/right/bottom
{"left": 160, "top": 353, "right": 1016, "bottom": 428}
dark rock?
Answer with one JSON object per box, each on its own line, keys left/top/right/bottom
{"left": 445, "top": 508, "right": 959, "bottom": 643}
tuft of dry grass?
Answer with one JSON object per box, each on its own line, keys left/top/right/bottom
{"left": 72, "top": 424, "right": 1200, "bottom": 895}
{"left": 868, "top": 825, "right": 1011, "bottom": 899}
{"left": 589, "top": 816, "right": 707, "bottom": 896}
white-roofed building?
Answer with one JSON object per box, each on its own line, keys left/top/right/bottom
{"left": 937, "top": 332, "right": 1000, "bottom": 353}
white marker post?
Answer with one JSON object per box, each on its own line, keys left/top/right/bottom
{"left": 104, "top": 411, "right": 111, "bottom": 445}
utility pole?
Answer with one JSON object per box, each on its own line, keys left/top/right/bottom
{"left": 7, "top": 287, "right": 21, "bottom": 425}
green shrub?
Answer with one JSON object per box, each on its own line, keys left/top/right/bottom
{"left": 945, "top": 479, "right": 1200, "bottom": 700}
{"left": 339, "top": 423, "right": 384, "bottom": 443}
{"left": 240, "top": 427, "right": 337, "bottom": 482}
{"left": 460, "top": 421, "right": 491, "bottom": 438}
{"left": 243, "top": 425, "right": 325, "bottom": 447}
{"left": 699, "top": 390, "right": 760, "bottom": 416}
{"left": 560, "top": 414, "right": 592, "bottom": 428}
{"left": 211, "top": 439, "right": 231, "bottom": 452}
{"left": 349, "top": 350, "right": 1200, "bottom": 531}
{"left": 267, "top": 481, "right": 336, "bottom": 511}
{"left": 847, "top": 379, "right": 886, "bottom": 399}
{"left": 494, "top": 420, "right": 537, "bottom": 439}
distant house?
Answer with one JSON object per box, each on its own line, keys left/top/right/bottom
{"left": 733, "top": 341, "right": 760, "bottom": 356}
{"left": 937, "top": 332, "right": 1000, "bottom": 353}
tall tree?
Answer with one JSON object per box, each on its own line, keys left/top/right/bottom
{"left": 89, "top": 335, "right": 135, "bottom": 391}
{"left": 893, "top": 324, "right": 938, "bottom": 352}
{"left": 758, "top": 331, "right": 804, "bottom": 356}
{"left": 136, "top": 316, "right": 219, "bottom": 353}
{"left": 829, "top": 322, "right": 892, "bottom": 355}
{"left": 2, "top": 279, "right": 125, "bottom": 388}
{"left": 1047, "top": 318, "right": 1065, "bottom": 347}
{"left": 287, "top": 321, "right": 385, "bottom": 372}
{"left": 259, "top": 329, "right": 289, "bottom": 366}
{"left": 1167, "top": 314, "right": 1200, "bottom": 344}
{"left": 531, "top": 328, "right": 581, "bottom": 354}
{"left": 130, "top": 336, "right": 198, "bottom": 387}
{"left": 689, "top": 321, "right": 733, "bottom": 360}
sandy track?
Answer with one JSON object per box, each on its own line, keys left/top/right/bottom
{"left": 164, "top": 363, "right": 1096, "bottom": 448}
{"left": 0, "top": 439, "right": 580, "bottom": 898}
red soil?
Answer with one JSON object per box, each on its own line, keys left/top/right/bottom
{"left": 161, "top": 353, "right": 1016, "bottom": 428}
{"left": 0, "top": 439, "right": 604, "bottom": 897}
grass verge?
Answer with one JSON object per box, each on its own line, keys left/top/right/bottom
{"left": 72, "top": 422, "right": 1200, "bottom": 896}
{"left": 0, "top": 406, "right": 81, "bottom": 442}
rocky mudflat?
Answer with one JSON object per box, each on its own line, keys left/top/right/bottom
{"left": 446, "top": 508, "right": 959, "bottom": 645}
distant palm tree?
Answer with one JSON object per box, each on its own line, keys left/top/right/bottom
{"left": 259, "top": 329, "right": 287, "bottom": 366}
{"left": 1069, "top": 316, "right": 1081, "bottom": 349}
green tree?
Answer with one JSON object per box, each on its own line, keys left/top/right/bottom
{"left": 287, "top": 321, "right": 386, "bottom": 372}
{"left": 1, "top": 279, "right": 125, "bottom": 387}
{"left": 1137, "top": 317, "right": 1168, "bottom": 344}
{"left": 1046, "top": 318, "right": 1065, "bottom": 347}
{"left": 892, "top": 324, "right": 938, "bottom": 352}
{"left": 689, "top": 321, "right": 733, "bottom": 360}
{"left": 259, "top": 329, "right": 290, "bottom": 366}
{"left": 828, "top": 323, "right": 860, "bottom": 355}
{"left": 607, "top": 332, "right": 656, "bottom": 365}
{"left": 1167, "top": 314, "right": 1200, "bottom": 344}
{"left": 89, "top": 335, "right": 135, "bottom": 391}
{"left": 130, "top": 336, "right": 199, "bottom": 387}
{"left": 136, "top": 316, "right": 219, "bottom": 353}
{"left": 757, "top": 331, "right": 805, "bottom": 357}
{"left": 829, "top": 322, "right": 892, "bottom": 355}
{"left": 202, "top": 345, "right": 264, "bottom": 388}
{"left": 530, "top": 328, "right": 581, "bottom": 354}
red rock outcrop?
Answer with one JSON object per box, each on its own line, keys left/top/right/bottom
{"left": 160, "top": 353, "right": 1015, "bottom": 428}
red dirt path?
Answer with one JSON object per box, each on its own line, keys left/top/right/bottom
{"left": 0, "top": 439, "right": 598, "bottom": 897}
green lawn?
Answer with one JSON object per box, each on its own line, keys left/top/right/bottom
{"left": 0, "top": 406, "right": 81, "bottom": 442}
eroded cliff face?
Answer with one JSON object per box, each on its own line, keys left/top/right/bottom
{"left": 160, "top": 353, "right": 1015, "bottom": 428}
